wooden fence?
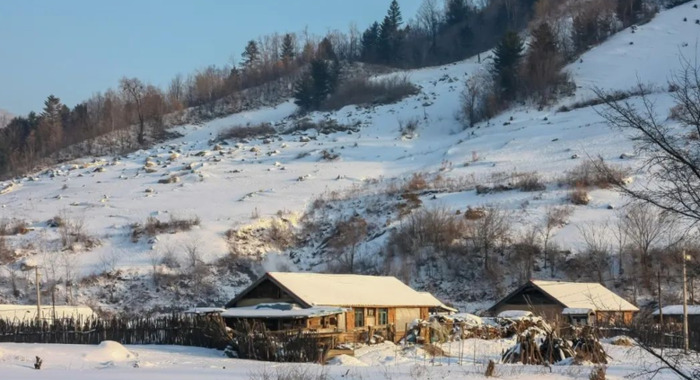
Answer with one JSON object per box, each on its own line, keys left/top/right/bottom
{"left": 0, "top": 314, "right": 230, "bottom": 349}
{"left": 230, "top": 320, "right": 339, "bottom": 363}
{"left": 579, "top": 324, "right": 700, "bottom": 351}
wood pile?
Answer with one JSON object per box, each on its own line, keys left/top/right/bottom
{"left": 572, "top": 327, "right": 608, "bottom": 364}
{"left": 502, "top": 325, "right": 608, "bottom": 366}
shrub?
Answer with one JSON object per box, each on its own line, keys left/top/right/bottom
{"left": 569, "top": 187, "right": 591, "bottom": 205}
{"left": 405, "top": 172, "right": 429, "bottom": 192}
{"left": 218, "top": 123, "right": 276, "bottom": 141}
{"left": 158, "top": 175, "right": 180, "bottom": 184}
{"left": 319, "top": 75, "right": 419, "bottom": 111}
{"left": 464, "top": 207, "right": 487, "bottom": 220}
{"left": 319, "top": 150, "right": 339, "bottom": 161}
{"left": 563, "top": 160, "right": 629, "bottom": 189}
{"left": 399, "top": 118, "right": 419, "bottom": 139}
{"left": 515, "top": 172, "right": 546, "bottom": 192}
{"left": 558, "top": 86, "right": 652, "bottom": 113}
{"left": 0, "top": 218, "right": 29, "bottom": 236}
{"left": 132, "top": 215, "right": 200, "bottom": 241}
{"left": 57, "top": 213, "right": 100, "bottom": 251}
{"left": 284, "top": 119, "right": 359, "bottom": 135}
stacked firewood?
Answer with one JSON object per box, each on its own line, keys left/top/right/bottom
{"left": 501, "top": 326, "right": 608, "bottom": 366}
{"left": 501, "top": 330, "right": 575, "bottom": 365}
{"left": 571, "top": 327, "right": 608, "bottom": 364}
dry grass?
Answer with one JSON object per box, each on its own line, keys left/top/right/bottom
{"left": 405, "top": 172, "right": 429, "bottom": 191}
{"left": 284, "top": 118, "right": 359, "bottom": 135}
{"left": 319, "top": 150, "right": 339, "bottom": 161}
{"left": 0, "top": 218, "right": 29, "bottom": 236}
{"left": 563, "top": 160, "right": 629, "bottom": 189}
{"left": 218, "top": 123, "right": 276, "bottom": 141}
{"left": 320, "top": 75, "right": 419, "bottom": 111}
{"left": 514, "top": 172, "right": 546, "bottom": 192}
{"left": 131, "top": 215, "right": 201, "bottom": 241}
{"left": 57, "top": 213, "right": 101, "bottom": 251}
{"left": 569, "top": 187, "right": 591, "bottom": 205}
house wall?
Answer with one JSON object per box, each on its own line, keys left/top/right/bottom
{"left": 596, "top": 311, "right": 636, "bottom": 325}
{"left": 339, "top": 306, "right": 424, "bottom": 343}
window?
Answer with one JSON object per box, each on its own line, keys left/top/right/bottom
{"left": 354, "top": 308, "right": 365, "bottom": 328}
{"left": 378, "top": 308, "right": 388, "bottom": 325}
{"left": 367, "top": 308, "right": 375, "bottom": 317}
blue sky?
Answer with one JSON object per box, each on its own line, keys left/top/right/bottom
{"left": 0, "top": 0, "right": 423, "bottom": 115}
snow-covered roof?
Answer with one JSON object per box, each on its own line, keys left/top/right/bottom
{"left": 447, "top": 313, "right": 483, "bottom": 326}
{"left": 183, "top": 307, "right": 226, "bottom": 315}
{"left": 653, "top": 305, "right": 700, "bottom": 316}
{"left": 497, "top": 310, "right": 534, "bottom": 319}
{"left": 221, "top": 303, "right": 346, "bottom": 319}
{"left": 532, "top": 280, "right": 639, "bottom": 312}
{"left": 417, "top": 292, "right": 459, "bottom": 312}
{"left": 0, "top": 304, "right": 96, "bottom": 321}
{"left": 233, "top": 272, "right": 444, "bottom": 308}
{"left": 562, "top": 308, "right": 594, "bottom": 315}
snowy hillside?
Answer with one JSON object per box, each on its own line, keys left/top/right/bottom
{"left": 1, "top": 2, "right": 699, "bottom": 315}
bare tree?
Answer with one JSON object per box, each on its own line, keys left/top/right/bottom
{"left": 595, "top": 57, "right": 700, "bottom": 222}
{"left": 60, "top": 251, "right": 75, "bottom": 304}
{"left": 541, "top": 206, "right": 572, "bottom": 276}
{"left": 119, "top": 77, "right": 147, "bottom": 145}
{"left": 184, "top": 238, "right": 209, "bottom": 296}
{"left": 418, "top": 0, "right": 442, "bottom": 53}
{"left": 167, "top": 73, "right": 185, "bottom": 111}
{"left": 576, "top": 222, "right": 612, "bottom": 283}
{"left": 466, "top": 206, "right": 511, "bottom": 272}
{"left": 461, "top": 70, "right": 495, "bottom": 128}
{"left": 610, "top": 213, "right": 628, "bottom": 278}
{"left": 621, "top": 202, "right": 674, "bottom": 290}
{"left": 146, "top": 249, "right": 163, "bottom": 286}
{"left": 512, "top": 226, "right": 540, "bottom": 282}
{"left": 328, "top": 216, "right": 368, "bottom": 273}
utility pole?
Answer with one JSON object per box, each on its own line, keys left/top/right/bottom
{"left": 682, "top": 250, "right": 689, "bottom": 354}
{"left": 657, "top": 270, "right": 663, "bottom": 327}
{"left": 35, "top": 266, "right": 41, "bottom": 323}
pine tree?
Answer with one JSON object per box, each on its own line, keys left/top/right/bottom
{"left": 281, "top": 34, "right": 296, "bottom": 67}
{"left": 524, "top": 22, "right": 564, "bottom": 105}
{"left": 361, "top": 22, "right": 381, "bottom": 62}
{"left": 293, "top": 59, "right": 339, "bottom": 112}
{"left": 445, "top": 0, "right": 468, "bottom": 26}
{"left": 310, "top": 59, "right": 332, "bottom": 106}
{"left": 378, "top": 0, "right": 404, "bottom": 65}
{"left": 39, "top": 95, "right": 64, "bottom": 152}
{"left": 242, "top": 40, "right": 260, "bottom": 69}
{"left": 293, "top": 73, "right": 315, "bottom": 111}
{"left": 316, "top": 37, "right": 337, "bottom": 61}
{"left": 42, "top": 95, "right": 63, "bottom": 127}
{"left": 386, "top": 0, "right": 402, "bottom": 31}
{"left": 491, "top": 31, "right": 524, "bottom": 100}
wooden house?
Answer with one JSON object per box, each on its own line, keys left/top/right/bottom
{"left": 652, "top": 305, "right": 700, "bottom": 350}
{"left": 487, "top": 280, "right": 639, "bottom": 326}
{"left": 222, "top": 272, "right": 448, "bottom": 342}
{"left": 653, "top": 305, "right": 700, "bottom": 328}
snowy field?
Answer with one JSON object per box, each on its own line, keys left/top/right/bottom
{"left": 1, "top": 2, "right": 699, "bottom": 312}
{"left": 0, "top": 340, "right": 696, "bottom": 380}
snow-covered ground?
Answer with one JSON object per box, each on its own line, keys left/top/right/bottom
{"left": 0, "top": 339, "right": 696, "bottom": 380}
{"left": 1, "top": 2, "right": 699, "bottom": 313}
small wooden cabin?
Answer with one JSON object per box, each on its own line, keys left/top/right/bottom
{"left": 223, "top": 272, "right": 448, "bottom": 342}
{"left": 488, "top": 280, "right": 639, "bottom": 326}
{"left": 653, "top": 305, "right": 700, "bottom": 327}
